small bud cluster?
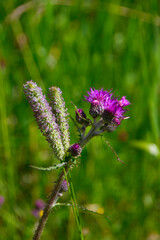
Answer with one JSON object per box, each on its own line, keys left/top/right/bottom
{"left": 75, "top": 88, "right": 130, "bottom": 148}
{"left": 23, "top": 81, "right": 68, "bottom": 161}
{"left": 84, "top": 88, "right": 131, "bottom": 132}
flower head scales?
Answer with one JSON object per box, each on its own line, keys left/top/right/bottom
{"left": 84, "top": 88, "right": 111, "bottom": 118}
{"left": 103, "top": 94, "right": 131, "bottom": 125}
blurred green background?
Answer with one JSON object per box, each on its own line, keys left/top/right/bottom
{"left": 0, "top": 0, "right": 160, "bottom": 239}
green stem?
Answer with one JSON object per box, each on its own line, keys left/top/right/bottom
{"left": 64, "top": 169, "right": 84, "bottom": 240}
{"left": 33, "top": 162, "right": 71, "bottom": 240}
{"left": 79, "top": 119, "right": 103, "bottom": 147}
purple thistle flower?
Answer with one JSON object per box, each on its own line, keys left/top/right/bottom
{"left": 84, "top": 88, "right": 110, "bottom": 104}
{"left": 84, "top": 87, "right": 130, "bottom": 128}
{"left": 103, "top": 96, "right": 130, "bottom": 125}
{"left": 118, "top": 96, "right": 130, "bottom": 107}
{"left": 69, "top": 143, "right": 82, "bottom": 157}
{"left": 23, "top": 81, "right": 65, "bottom": 160}
{"left": 84, "top": 88, "right": 110, "bottom": 118}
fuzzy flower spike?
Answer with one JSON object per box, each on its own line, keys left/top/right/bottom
{"left": 23, "top": 81, "right": 65, "bottom": 160}
{"left": 49, "top": 87, "right": 70, "bottom": 152}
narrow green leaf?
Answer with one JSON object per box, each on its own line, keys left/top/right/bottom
{"left": 102, "top": 136, "right": 124, "bottom": 163}
{"left": 54, "top": 203, "right": 111, "bottom": 223}
{"left": 30, "top": 162, "right": 67, "bottom": 171}
{"left": 63, "top": 168, "right": 84, "bottom": 240}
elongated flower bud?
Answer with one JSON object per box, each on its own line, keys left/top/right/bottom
{"left": 76, "top": 109, "right": 86, "bottom": 124}
{"left": 76, "top": 109, "right": 90, "bottom": 126}
{"left": 49, "top": 87, "right": 70, "bottom": 152}
{"left": 23, "top": 81, "right": 65, "bottom": 160}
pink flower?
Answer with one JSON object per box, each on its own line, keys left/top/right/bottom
{"left": 84, "top": 87, "right": 131, "bottom": 126}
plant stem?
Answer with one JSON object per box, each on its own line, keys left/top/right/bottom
{"left": 33, "top": 119, "right": 103, "bottom": 240}
{"left": 79, "top": 119, "right": 103, "bottom": 147}
{"left": 33, "top": 163, "right": 70, "bottom": 240}
{"left": 64, "top": 169, "right": 84, "bottom": 240}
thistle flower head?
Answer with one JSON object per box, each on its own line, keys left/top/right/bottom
{"left": 84, "top": 88, "right": 110, "bottom": 118}
{"left": 69, "top": 143, "right": 82, "bottom": 157}
{"left": 103, "top": 95, "right": 130, "bottom": 125}
{"left": 84, "top": 88, "right": 109, "bottom": 105}
{"left": 23, "top": 81, "right": 65, "bottom": 160}
{"left": 84, "top": 87, "right": 130, "bottom": 128}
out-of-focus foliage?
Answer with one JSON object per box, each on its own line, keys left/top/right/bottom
{"left": 0, "top": 1, "right": 160, "bottom": 239}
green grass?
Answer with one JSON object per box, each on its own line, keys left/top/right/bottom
{"left": 0, "top": 1, "right": 160, "bottom": 239}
